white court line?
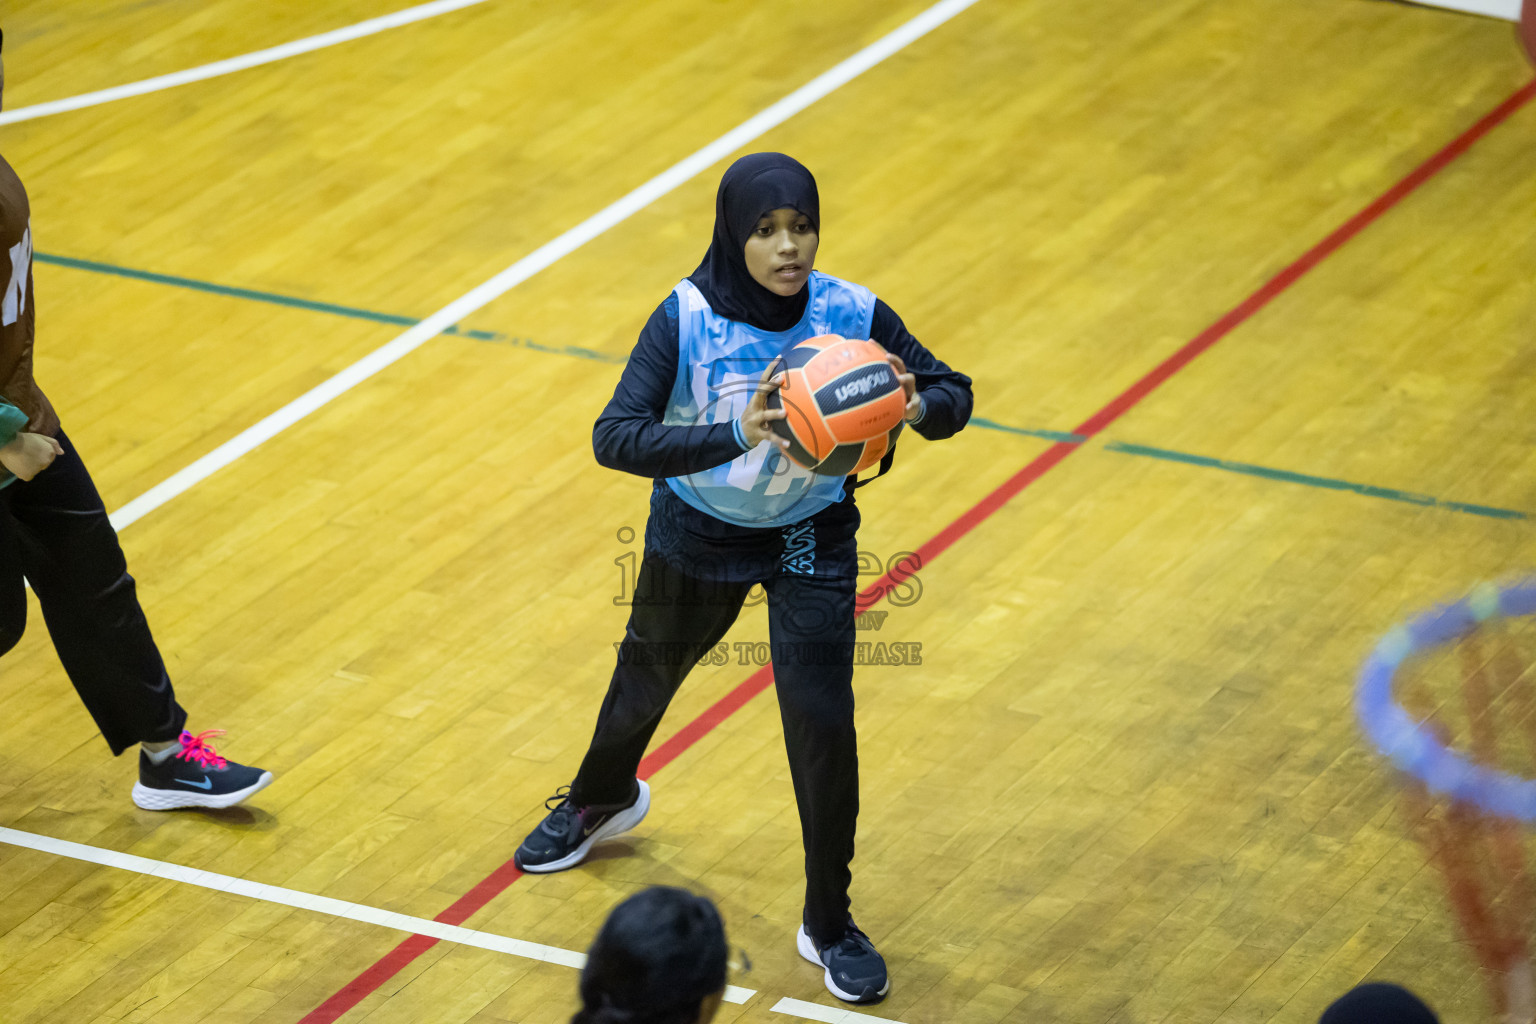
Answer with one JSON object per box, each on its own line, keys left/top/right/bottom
{"left": 0, "top": 824, "right": 918, "bottom": 1022}
{"left": 0, "top": 0, "right": 490, "bottom": 127}
{"left": 1400, "top": 0, "right": 1520, "bottom": 17}
{"left": 771, "top": 997, "right": 912, "bottom": 1024}
{"left": 0, "top": 825, "right": 755, "bottom": 1005}
{"left": 106, "top": 0, "right": 985, "bottom": 531}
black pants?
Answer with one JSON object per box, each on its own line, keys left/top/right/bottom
{"left": 572, "top": 497, "right": 861, "bottom": 947}
{"left": 0, "top": 429, "right": 187, "bottom": 754}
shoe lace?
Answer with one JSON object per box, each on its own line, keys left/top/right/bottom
{"left": 175, "top": 729, "right": 229, "bottom": 770}
{"left": 833, "top": 936, "right": 871, "bottom": 957}
{"left": 832, "top": 923, "right": 874, "bottom": 958}
{"left": 542, "top": 786, "right": 580, "bottom": 833}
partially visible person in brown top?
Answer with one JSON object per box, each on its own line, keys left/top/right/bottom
{"left": 0, "top": 27, "right": 274, "bottom": 810}
{"left": 0, "top": 133, "right": 57, "bottom": 438}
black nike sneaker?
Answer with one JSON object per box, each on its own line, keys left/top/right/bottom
{"left": 513, "top": 781, "right": 650, "bottom": 873}
{"left": 132, "top": 730, "right": 274, "bottom": 810}
{"left": 797, "top": 919, "right": 890, "bottom": 1004}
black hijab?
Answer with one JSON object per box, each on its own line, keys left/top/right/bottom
{"left": 689, "top": 153, "right": 820, "bottom": 332}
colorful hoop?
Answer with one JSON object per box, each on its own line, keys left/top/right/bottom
{"left": 1356, "top": 578, "right": 1536, "bottom": 822}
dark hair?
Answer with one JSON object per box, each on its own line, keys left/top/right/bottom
{"left": 1319, "top": 982, "right": 1439, "bottom": 1024}
{"left": 572, "top": 887, "right": 728, "bottom": 1024}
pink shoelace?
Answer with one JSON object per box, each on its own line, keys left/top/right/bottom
{"left": 174, "top": 729, "right": 229, "bottom": 770}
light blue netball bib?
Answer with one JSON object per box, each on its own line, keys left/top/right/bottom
{"left": 665, "top": 272, "right": 876, "bottom": 528}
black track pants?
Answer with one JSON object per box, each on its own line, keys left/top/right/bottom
{"left": 0, "top": 430, "right": 187, "bottom": 754}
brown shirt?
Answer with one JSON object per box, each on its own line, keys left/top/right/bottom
{"left": 0, "top": 154, "right": 57, "bottom": 437}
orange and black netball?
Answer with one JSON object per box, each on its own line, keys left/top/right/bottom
{"left": 766, "top": 335, "right": 907, "bottom": 476}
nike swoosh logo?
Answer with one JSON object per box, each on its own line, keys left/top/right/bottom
{"left": 582, "top": 819, "right": 603, "bottom": 837}
{"left": 176, "top": 776, "right": 214, "bottom": 790}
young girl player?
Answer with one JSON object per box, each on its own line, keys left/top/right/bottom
{"left": 514, "top": 152, "right": 972, "bottom": 1004}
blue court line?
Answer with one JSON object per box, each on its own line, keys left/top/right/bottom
{"left": 967, "top": 416, "right": 1085, "bottom": 444}
{"left": 1104, "top": 440, "right": 1527, "bottom": 520}
{"left": 34, "top": 251, "right": 627, "bottom": 364}
{"left": 964, "top": 420, "right": 1526, "bottom": 520}
{"left": 39, "top": 250, "right": 1526, "bottom": 521}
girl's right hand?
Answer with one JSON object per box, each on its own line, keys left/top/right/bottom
{"left": 740, "top": 364, "right": 790, "bottom": 449}
{"left": 0, "top": 432, "right": 64, "bottom": 481}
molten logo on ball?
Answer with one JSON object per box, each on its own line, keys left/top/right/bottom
{"left": 767, "top": 335, "right": 906, "bottom": 476}
{"left": 833, "top": 371, "right": 890, "bottom": 405}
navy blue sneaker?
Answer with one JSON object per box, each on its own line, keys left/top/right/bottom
{"left": 797, "top": 920, "right": 890, "bottom": 1004}
{"left": 513, "top": 781, "right": 650, "bottom": 873}
{"left": 132, "top": 730, "right": 273, "bottom": 810}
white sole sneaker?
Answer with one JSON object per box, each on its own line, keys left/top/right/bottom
{"left": 797, "top": 925, "right": 891, "bottom": 1004}
{"left": 132, "top": 770, "right": 274, "bottom": 811}
{"left": 518, "top": 780, "right": 651, "bottom": 873}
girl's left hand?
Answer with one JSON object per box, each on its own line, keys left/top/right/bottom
{"left": 885, "top": 353, "right": 921, "bottom": 422}
{"left": 0, "top": 431, "right": 64, "bottom": 482}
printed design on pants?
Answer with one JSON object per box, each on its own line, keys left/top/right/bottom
{"left": 782, "top": 522, "right": 816, "bottom": 576}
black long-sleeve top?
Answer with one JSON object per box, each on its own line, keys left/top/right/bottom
{"left": 593, "top": 293, "right": 973, "bottom": 481}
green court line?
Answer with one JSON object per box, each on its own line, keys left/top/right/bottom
{"left": 34, "top": 251, "right": 627, "bottom": 364}
{"left": 38, "top": 250, "right": 1526, "bottom": 521}
{"left": 1102, "top": 440, "right": 1527, "bottom": 521}
{"left": 37, "top": 252, "right": 498, "bottom": 339}
{"left": 968, "top": 416, "right": 1085, "bottom": 444}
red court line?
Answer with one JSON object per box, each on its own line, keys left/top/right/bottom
{"left": 296, "top": 78, "right": 1536, "bottom": 1023}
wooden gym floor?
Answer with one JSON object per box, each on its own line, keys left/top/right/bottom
{"left": 1, "top": 1, "right": 1534, "bottom": 1021}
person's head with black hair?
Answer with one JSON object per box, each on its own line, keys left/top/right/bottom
{"left": 573, "top": 886, "right": 729, "bottom": 1024}
{"left": 1319, "top": 982, "right": 1439, "bottom": 1024}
